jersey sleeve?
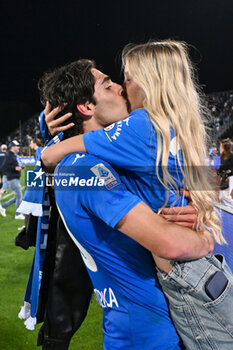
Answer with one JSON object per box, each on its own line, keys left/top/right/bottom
{"left": 56, "top": 155, "right": 142, "bottom": 229}
{"left": 85, "top": 182, "right": 141, "bottom": 228}
{"left": 83, "top": 109, "right": 154, "bottom": 169}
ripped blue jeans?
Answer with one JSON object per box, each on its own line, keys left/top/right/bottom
{"left": 157, "top": 254, "right": 233, "bottom": 350}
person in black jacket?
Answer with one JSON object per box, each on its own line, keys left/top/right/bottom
{"left": 0, "top": 144, "right": 7, "bottom": 187}
{"left": 0, "top": 140, "right": 25, "bottom": 219}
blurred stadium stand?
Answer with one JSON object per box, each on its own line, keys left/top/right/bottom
{"left": 214, "top": 204, "right": 233, "bottom": 272}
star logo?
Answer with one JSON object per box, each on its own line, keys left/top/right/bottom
{"left": 34, "top": 168, "right": 45, "bottom": 181}
{"left": 26, "top": 169, "right": 45, "bottom": 187}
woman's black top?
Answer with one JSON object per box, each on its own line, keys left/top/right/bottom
{"left": 218, "top": 152, "right": 233, "bottom": 177}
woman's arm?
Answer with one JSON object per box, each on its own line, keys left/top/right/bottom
{"left": 42, "top": 134, "right": 86, "bottom": 168}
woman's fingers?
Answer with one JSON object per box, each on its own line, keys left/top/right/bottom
{"left": 45, "top": 104, "right": 64, "bottom": 122}
{"left": 161, "top": 205, "right": 196, "bottom": 215}
{"left": 49, "top": 112, "right": 72, "bottom": 126}
{"left": 161, "top": 214, "right": 197, "bottom": 223}
{"left": 44, "top": 101, "right": 52, "bottom": 116}
{"left": 51, "top": 123, "right": 75, "bottom": 133}
{"left": 44, "top": 102, "right": 73, "bottom": 136}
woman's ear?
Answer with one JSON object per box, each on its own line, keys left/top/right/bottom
{"left": 76, "top": 102, "right": 95, "bottom": 116}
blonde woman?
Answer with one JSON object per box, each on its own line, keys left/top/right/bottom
{"left": 42, "top": 41, "right": 233, "bottom": 349}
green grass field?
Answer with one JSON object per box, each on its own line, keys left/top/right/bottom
{"left": 0, "top": 168, "right": 103, "bottom": 349}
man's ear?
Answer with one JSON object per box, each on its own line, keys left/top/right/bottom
{"left": 76, "top": 102, "right": 95, "bottom": 117}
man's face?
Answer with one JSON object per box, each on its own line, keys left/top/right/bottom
{"left": 91, "top": 68, "right": 129, "bottom": 127}
{"left": 30, "top": 141, "right": 35, "bottom": 150}
{"left": 11, "top": 145, "right": 20, "bottom": 154}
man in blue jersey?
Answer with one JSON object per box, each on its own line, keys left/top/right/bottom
{"left": 39, "top": 59, "right": 213, "bottom": 349}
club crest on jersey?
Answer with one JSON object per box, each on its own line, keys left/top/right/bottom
{"left": 104, "top": 123, "right": 115, "bottom": 131}
{"left": 90, "top": 163, "right": 120, "bottom": 190}
{"left": 104, "top": 118, "right": 130, "bottom": 142}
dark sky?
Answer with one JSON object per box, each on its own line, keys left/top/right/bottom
{"left": 1, "top": 0, "right": 233, "bottom": 137}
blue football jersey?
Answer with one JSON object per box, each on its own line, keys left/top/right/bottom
{"left": 35, "top": 147, "right": 43, "bottom": 162}
{"left": 83, "top": 108, "right": 188, "bottom": 211}
{"left": 54, "top": 153, "right": 181, "bottom": 350}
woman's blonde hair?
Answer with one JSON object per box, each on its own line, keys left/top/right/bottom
{"left": 122, "top": 40, "right": 224, "bottom": 244}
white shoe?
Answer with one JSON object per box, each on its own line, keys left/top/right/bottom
{"left": 0, "top": 205, "right": 6, "bottom": 217}
{"left": 15, "top": 214, "right": 25, "bottom": 220}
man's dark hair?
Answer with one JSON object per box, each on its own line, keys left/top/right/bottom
{"left": 38, "top": 59, "right": 96, "bottom": 138}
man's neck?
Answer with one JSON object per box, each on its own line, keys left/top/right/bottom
{"left": 82, "top": 118, "right": 102, "bottom": 133}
